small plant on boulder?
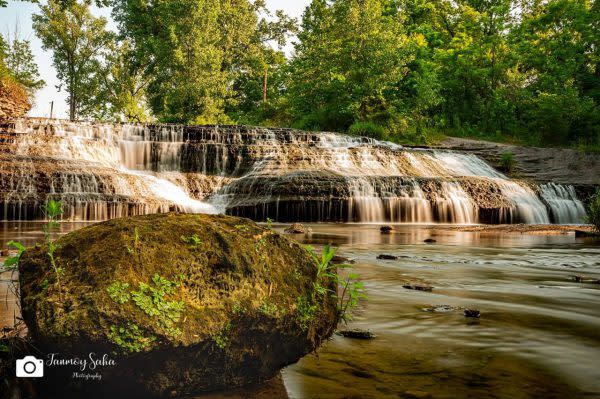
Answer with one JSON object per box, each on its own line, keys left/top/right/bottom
{"left": 587, "top": 189, "right": 600, "bottom": 232}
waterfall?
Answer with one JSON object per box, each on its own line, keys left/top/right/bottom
{"left": 0, "top": 118, "right": 588, "bottom": 224}
{"left": 540, "top": 183, "right": 587, "bottom": 224}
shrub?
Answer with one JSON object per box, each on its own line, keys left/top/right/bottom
{"left": 588, "top": 189, "right": 600, "bottom": 232}
{"left": 500, "top": 151, "right": 516, "bottom": 173}
{"left": 348, "top": 121, "right": 386, "bottom": 140}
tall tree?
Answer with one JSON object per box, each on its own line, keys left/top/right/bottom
{"left": 32, "top": 0, "right": 114, "bottom": 120}
{"left": 112, "top": 0, "right": 296, "bottom": 123}
{"left": 287, "top": 0, "right": 418, "bottom": 133}
{"left": 3, "top": 32, "right": 45, "bottom": 94}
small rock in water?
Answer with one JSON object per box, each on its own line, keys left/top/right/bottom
{"left": 377, "top": 254, "right": 398, "bottom": 260}
{"left": 331, "top": 255, "right": 355, "bottom": 264}
{"left": 0, "top": 249, "right": 8, "bottom": 257}
{"left": 380, "top": 226, "right": 395, "bottom": 234}
{"left": 403, "top": 284, "right": 433, "bottom": 292}
{"left": 337, "top": 329, "right": 375, "bottom": 339}
{"left": 573, "top": 275, "right": 600, "bottom": 284}
{"left": 284, "top": 223, "right": 312, "bottom": 234}
{"left": 422, "top": 305, "right": 459, "bottom": 313}
{"left": 574, "top": 230, "right": 600, "bottom": 238}
{"left": 464, "top": 309, "right": 481, "bottom": 318}
{"left": 423, "top": 238, "right": 437, "bottom": 243}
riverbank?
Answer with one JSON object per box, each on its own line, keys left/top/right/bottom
{"left": 434, "top": 224, "right": 599, "bottom": 236}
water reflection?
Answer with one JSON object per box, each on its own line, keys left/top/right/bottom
{"left": 1, "top": 222, "right": 599, "bottom": 398}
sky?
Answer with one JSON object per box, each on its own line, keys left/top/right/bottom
{"left": 1, "top": 0, "right": 310, "bottom": 119}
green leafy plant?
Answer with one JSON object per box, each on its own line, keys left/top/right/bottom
{"left": 587, "top": 189, "right": 600, "bottom": 232}
{"left": 296, "top": 296, "right": 318, "bottom": 330}
{"left": 130, "top": 274, "right": 185, "bottom": 337}
{"left": 181, "top": 234, "right": 202, "bottom": 248}
{"left": 42, "top": 199, "right": 64, "bottom": 298}
{"left": 213, "top": 322, "right": 231, "bottom": 349}
{"left": 234, "top": 224, "right": 250, "bottom": 233}
{"left": 107, "top": 281, "right": 131, "bottom": 304}
{"left": 500, "top": 151, "right": 516, "bottom": 173}
{"left": 258, "top": 300, "right": 278, "bottom": 316}
{"left": 266, "top": 218, "right": 274, "bottom": 229}
{"left": 3, "top": 241, "right": 26, "bottom": 270}
{"left": 305, "top": 244, "right": 366, "bottom": 324}
{"left": 107, "top": 323, "right": 156, "bottom": 353}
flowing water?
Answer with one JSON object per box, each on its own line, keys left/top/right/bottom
{"left": 0, "top": 119, "right": 588, "bottom": 224}
{"left": 1, "top": 223, "right": 599, "bottom": 398}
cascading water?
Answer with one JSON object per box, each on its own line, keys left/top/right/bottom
{"left": 0, "top": 118, "right": 588, "bottom": 224}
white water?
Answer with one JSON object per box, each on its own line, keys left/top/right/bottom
{"left": 0, "top": 119, "right": 587, "bottom": 224}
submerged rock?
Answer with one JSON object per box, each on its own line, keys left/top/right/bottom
{"left": 331, "top": 255, "right": 355, "bottom": 264}
{"left": 423, "top": 238, "right": 437, "bottom": 243}
{"left": 377, "top": 254, "right": 398, "bottom": 260}
{"left": 464, "top": 309, "right": 481, "bottom": 318}
{"left": 380, "top": 226, "right": 395, "bottom": 234}
{"left": 18, "top": 213, "right": 337, "bottom": 398}
{"left": 284, "top": 223, "right": 313, "bottom": 235}
{"left": 402, "top": 284, "right": 433, "bottom": 292}
{"left": 336, "top": 329, "right": 375, "bottom": 340}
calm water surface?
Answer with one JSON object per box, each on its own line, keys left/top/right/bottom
{"left": 1, "top": 222, "right": 599, "bottom": 399}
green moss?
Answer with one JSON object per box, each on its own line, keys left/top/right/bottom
{"left": 296, "top": 296, "right": 317, "bottom": 330}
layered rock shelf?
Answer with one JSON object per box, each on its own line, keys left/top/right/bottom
{"left": 0, "top": 118, "right": 589, "bottom": 224}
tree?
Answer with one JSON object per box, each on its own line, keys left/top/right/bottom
{"left": 32, "top": 0, "right": 114, "bottom": 120}
{"left": 112, "top": 0, "right": 296, "bottom": 123}
{"left": 92, "top": 40, "right": 152, "bottom": 122}
{"left": 286, "top": 0, "right": 418, "bottom": 133}
{"left": 3, "top": 31, "right": 45, "bottom": 94}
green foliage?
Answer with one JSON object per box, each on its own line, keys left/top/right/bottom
{"left": 266, "top": 218, "right": 274, "bottom": 229}
{"left": 130, "top": 274, "right": 185, "bottom": 337}
{"left": 348, "top": 122, "right": 386, "bottom": 140}
{"left": 305, "top": 244, "right": 366, "bottom": 323}
{"left": 3, "top": 240, "right": 25, "bottom": 270}
{"left": 296, "top": 296, "right": 317, "bottom": 330}
{"left": 107, "top": 281, "right": 131, "bottom": 304}
{"left": 32, "top": 0, "right": 115, "bottom": 120}
{"left": 500, "top": 151, "right": 516, "bottom": 173}
{"left": 2, "top": 31, "right": 44, "bottom": 94}
{"left": 112, "top": 0, "right": 297, "bottom": 123}
{"left": 213, "top": 322, "right": 231, "bottom": 349}
{"left": 181, "top": 234, "right": 202, "bottom": 248}
{"left": 258, "top": 300, "right": 278, "bottom": 316}
{"left": 587, "top": 189, "right": 600, "bottom": 232}
{"left": 41, "top": 200, "right": 64, "bottom": 296}
{"left": 107, "top": 323, "right": 156, "bottom": 353}
{"left": 232, "top": 303, "right": 246, "bottom": 315}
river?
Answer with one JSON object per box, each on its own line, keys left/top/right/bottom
{"left": 1, "top": 222, "right": 599, "bottom": 398}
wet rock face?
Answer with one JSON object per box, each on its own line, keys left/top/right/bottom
{"left": 1, "top": 118, "right": 589, "bottom": 224}
{"left": 18, "top": 213, "right": 338, "bottom": 397}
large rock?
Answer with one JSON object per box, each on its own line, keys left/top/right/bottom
{"left": 18, "top": 213, "right": 338, "bottom": 397}
{"left": 0, "top": 78, "right": 30, "bottom": 120}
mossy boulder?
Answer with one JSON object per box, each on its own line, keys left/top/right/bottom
{"left": 18, "top": 213, "right": 337, "bottom": 397}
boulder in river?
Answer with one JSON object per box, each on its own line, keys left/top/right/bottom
{"left": 377, "top": 254, "right": 398, "bottom": 260}
{"left": 380, "top": 226, "right": 395, "bottom": 234}
{"left": 284, "top": 223, "right": 313, "bottom": 234}
{"left": 18, "top": 213, "right": 338, "bottom": 398}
